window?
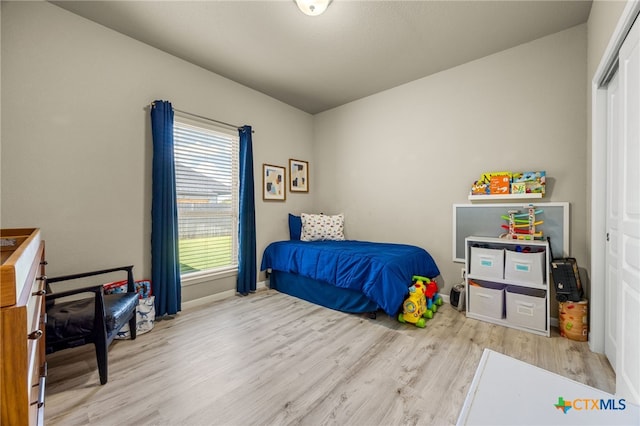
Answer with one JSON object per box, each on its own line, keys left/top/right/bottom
{"left": 173, "top": 115, "right": 239, "bottom": 277}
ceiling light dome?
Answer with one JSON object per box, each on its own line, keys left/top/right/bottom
{"left": 294, "top": 0, "right": 332, "bottom": 16}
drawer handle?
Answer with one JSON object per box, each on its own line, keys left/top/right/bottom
{"left": 32, "top": 289, "right": 47, "bottom": 296}
{"left": 30, "top": 375, "right": 46, "bottom": 408}
{"left": 38, "top": 375, "right": 46, "bottom": 407}
{"left": 37, "top": 275, "right": 47, "bottom": 281}
{"left": 40, "top": 260, "right": 48, "bottom": 266}
{"left": 28, "top": 329, "right": 43, "bottom": 340}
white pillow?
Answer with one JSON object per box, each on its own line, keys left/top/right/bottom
{"left": 300, "top": 213, "right": 345, "bottom": 241}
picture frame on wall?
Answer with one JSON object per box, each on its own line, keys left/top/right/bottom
{"left": 289, "top": 159, "right": 309, "bottom": 193}
{"left": 263, "top": 164, "right": 286, "bottom": 201}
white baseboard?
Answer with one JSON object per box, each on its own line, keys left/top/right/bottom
{"left": 182, "top": 280, "right": 267, "bottom": 310}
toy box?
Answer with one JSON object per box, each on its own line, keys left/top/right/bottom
{"left": 504, "top": 250, "right": 546, "bottom": 285}
{"left": 468, "top": 280, "right": 505, "bottom": 319}
{"left": 506, "top": 286, "right": 546, "bottom": 331}
{"left": 469, "top": 247, "right": 505, "bottom": 280}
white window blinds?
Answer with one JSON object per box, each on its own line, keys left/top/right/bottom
{"left": 173, "top": 117, "right": 239, "bottom": 276}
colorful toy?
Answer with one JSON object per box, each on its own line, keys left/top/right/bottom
{"left": 411, "top": 281, "right": 430, "bottom": 318}
{"left": 500, "top": 204, "right": 543, "bottom": 240}
{"left": 398, "top": 286, "right": 428, "bottom": 328}
{"left": 424, "top": 280, "right": 443, "bottom": 312}
{"left": 413, "top": 275, "right": 443, "bottom": 314}
{"left": 398, "top": 275, "right": 444, "bottom": 327}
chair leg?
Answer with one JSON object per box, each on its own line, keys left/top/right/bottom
{"left": 95, "top": 336, "right": 108, "bottom": 385}
{"left": 128, "top": 312, "right": 137, "bottom": 340}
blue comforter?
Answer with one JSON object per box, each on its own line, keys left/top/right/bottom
{"left": 260, "top": 240, "right": 440, "bottom": 316}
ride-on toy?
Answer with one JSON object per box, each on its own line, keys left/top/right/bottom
{"left": 413, "top": 275, "right": 443, "bottom": 313}
{"left": 398, "top": 285, "right": 428, "bottom": 328}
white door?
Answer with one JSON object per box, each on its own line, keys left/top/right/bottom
{"left": 605, "top": 71, "right": 620, "bottom": 370}
{"left": 615, "top": 16, "right": 640, "bottom": 404}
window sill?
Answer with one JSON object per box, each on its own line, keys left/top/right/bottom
{"left": 181, "top": 266, "right": 238, "bottom": 287}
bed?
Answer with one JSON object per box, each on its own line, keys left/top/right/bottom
{"left": 260, "top": 214, "right": 440, "bottom": 316}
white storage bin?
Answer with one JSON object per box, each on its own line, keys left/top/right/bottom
{"left": 470, "top": 247, "right": 504, "bottom": 280}
{"left": 468, "top": 280, "right": 505, "bottom": 319}
{"left": 504, "top": 250, "right": 545, "bottom": 285}
{"left": 506, "top": 286, "right": 546, "bottom": 331}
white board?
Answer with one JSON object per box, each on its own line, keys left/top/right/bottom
{"left": 452, "top": 202, "right": 569, "bottom": 262}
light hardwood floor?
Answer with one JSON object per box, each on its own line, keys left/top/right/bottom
{"left": 45, "top": 289, "right": 615, "bottom": 425}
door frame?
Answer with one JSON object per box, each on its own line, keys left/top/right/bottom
{"left": 590, "top": 0, "right": 640, "bottom": 354}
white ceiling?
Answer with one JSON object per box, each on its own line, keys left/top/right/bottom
{"left": 50, "top": 0, "right": 593, "bottom": 114}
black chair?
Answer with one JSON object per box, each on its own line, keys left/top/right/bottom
{"left": 45, "top": 265, "right": 138, "bottom": 385}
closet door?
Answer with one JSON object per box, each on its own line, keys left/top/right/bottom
{"left": 605, "top": 71, "right": 619, "bottom": 371}
{"left": 615, "top": 16, "right": 640, "bottom": 405}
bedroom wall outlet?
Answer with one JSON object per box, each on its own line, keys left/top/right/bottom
{"left": 461, "top": 268, "right": 466, "bottom": 279}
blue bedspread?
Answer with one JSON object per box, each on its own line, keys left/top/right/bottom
{"left": 260, "top": 240, "right": 440, "bottom": 316}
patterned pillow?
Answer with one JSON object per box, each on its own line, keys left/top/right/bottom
{"left": 301, "top": 213, "right": 345, "bottom": 241}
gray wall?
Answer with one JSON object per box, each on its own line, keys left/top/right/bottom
{"left": 313, "top": 25, "right": 588, "bottom": 296}
{"left": 1, "top": 1, "right": 315, "bottom": 301}
{"left": 3, "top": 1, "right": 606, "bottom": 307}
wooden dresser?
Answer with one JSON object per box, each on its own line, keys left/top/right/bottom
{"left": 1, "top": 228, "right": 47, "bottom": 426}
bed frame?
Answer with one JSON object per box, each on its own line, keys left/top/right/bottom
{"left": 269, "top": 270, "right": 380, "bottom": 315}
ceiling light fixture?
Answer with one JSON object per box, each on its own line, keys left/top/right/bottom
{"left": 294, "top": 0, "right": 332, "bottom": 16}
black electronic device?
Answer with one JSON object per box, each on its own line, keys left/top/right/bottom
{"left": 547, "top": 237, "right": 583, "bottom": 302}
{"left": 450, "top": 283, "right": 466, "bottom": 312}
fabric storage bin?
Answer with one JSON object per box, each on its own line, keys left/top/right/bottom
{"left": 468, "top": 280, "right": 505, "bottom": 319}
{"left": 469, "top": 247, "right": 504, "bottom": 280}
{"left": 115, "top": 296, "right": 156, "bottom": 339}
{"left": 504, "top": 250, "right": 545, "bottom": 285}
{"left": 506, "top": 286, "right": 546, "bottom": 331}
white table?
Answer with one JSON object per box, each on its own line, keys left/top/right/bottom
{"left": 457, "top": 348, "right": 640, "bottom": 425}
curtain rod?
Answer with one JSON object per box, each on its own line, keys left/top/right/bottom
{"left": 150, "top": 102, "right": 254, "bottom": 133}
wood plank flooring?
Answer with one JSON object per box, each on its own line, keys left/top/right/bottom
{"left": 45, "top": 289, "right": 615, "bottom": 425}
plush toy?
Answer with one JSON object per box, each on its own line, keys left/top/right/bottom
{"left": 398, "top": 286, "right": 427, "bottom": 328}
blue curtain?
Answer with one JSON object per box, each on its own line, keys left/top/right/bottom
{"left": 237, "top": 125, "right": 256, "bottom": 295}
{"left": 150, "top": 100, "right": 181, "bottom": 316}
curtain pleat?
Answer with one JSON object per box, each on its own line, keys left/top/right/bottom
{"left": 150, "top": 100, "right": 182, "bottom": 316}
{"left": 237, "top": 125, "right": 256, "bottom": 295}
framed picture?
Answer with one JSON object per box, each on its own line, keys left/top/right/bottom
{"left": 262, "top": 164, "right": 286, "bottom": 201}
{"left": 289, "top": 159, "right": 309, "bottom": 193}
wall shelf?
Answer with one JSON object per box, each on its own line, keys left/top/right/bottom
{"left": 468, "top": 193, "right": 543, "bottom": 201}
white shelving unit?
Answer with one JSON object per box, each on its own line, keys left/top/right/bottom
{"left": 467, "top": 193, "right": 543, "bottom": 201}
{"left": 465, "top": 236, "right": 550, "bottom": 337}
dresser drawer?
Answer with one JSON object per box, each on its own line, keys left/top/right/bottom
{"left": 27, "top": 278, "right": 46, "bottom": 391}
{"left": 1, "top": 229, "right": 41, "bottom": 308}
{"left": 26, "top": 275, "right": 46, "bottom": 336}
{"left": 1, "top": 234, "right": 45, "bottom": 426}
{"left": 30, "top": 364, "right": 46, "bottom": 422}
